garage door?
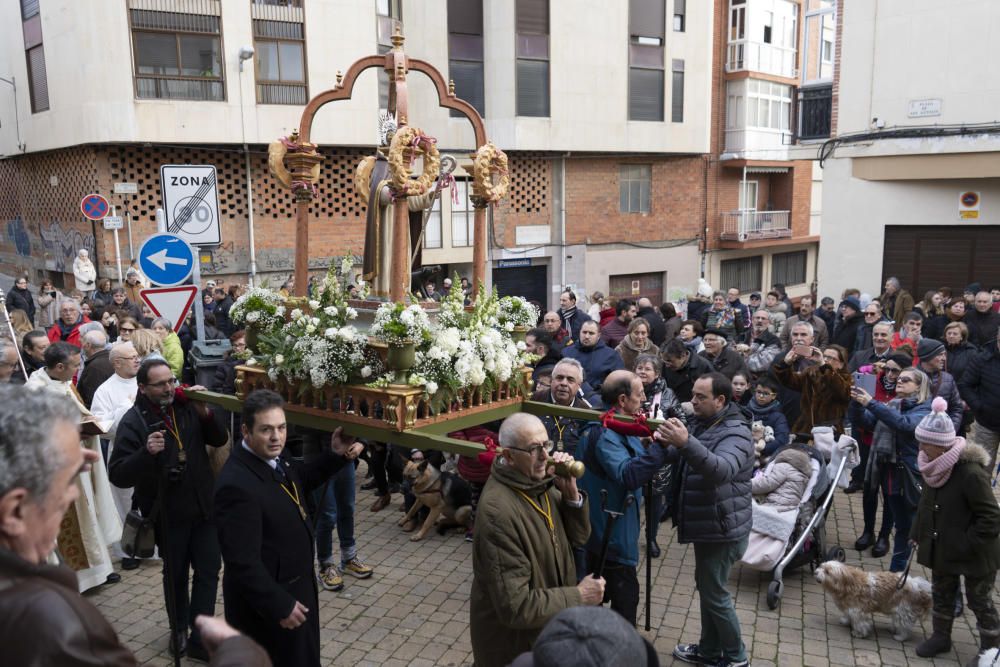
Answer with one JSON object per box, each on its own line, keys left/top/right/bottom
{"left": 609, "top": 272, "right": 664, "bottom": 305}
{"left": 883, "top": 225, "right": 1000, "bottom": 297}
{"left": 492, "top": 265, "right": 548, "bottom": 314}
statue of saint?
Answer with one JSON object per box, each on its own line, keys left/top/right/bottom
{"left": 356, "top": 114, "right": 448, "bottom": 299}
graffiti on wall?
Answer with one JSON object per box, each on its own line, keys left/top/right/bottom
{"left": 5, "top": 217, "right": 32, "bottom": 257}
{"left": 39, "top": 221, "right": 96, "bottom": 272}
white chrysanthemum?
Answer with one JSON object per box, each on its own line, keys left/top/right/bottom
{"left": 324, "top": 327, "right": 337, "bottom": 339}
{"left": 425, "top": 380, "right": 439, "bottom": 395}
{"left": 309, "top": 299, "right": 320, "bottom": 309}
{"left": 338, "top": 327, "right": 355, "bottom": 341}
{"left": 311, "top": 317, "right": 320, "bottom": 325}
{"left": 361, "top": 365, "right": 372, "bottom": 378}
{"left": 290, "top": 308, "right": 303, "bottom": 320}
{"left": 517, "top": 341, "right": 527, "bottom": 351}
{"left": 274, "top": 354, "right": 285, "bottom": 365}
{"left": 399, "top": 309, "right": 414, "bottom": 325}
{"left": 275, "top": 306, "right": 285, "bottom": 317}
{"left": 305, "top": 324, "right": 316, "bottom": 334}
{"left": 324, "top": 306, "right": 339, "bottom": 317}
{"left": 345, "top": 307, "right": 358, "bottom": 320}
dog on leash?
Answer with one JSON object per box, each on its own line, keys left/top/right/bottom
{"left": 814, "top": 561, "right": 932, "bottom": 641}
{"left": 398, "top": 459, "right": 473, "bottom": 541}
{"left": 978, "top": 648, "right": 1000, "bottom": 665}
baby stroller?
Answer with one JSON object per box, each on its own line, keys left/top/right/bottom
{"left": 740, "top": 428, "right": 859, "bottom": 610}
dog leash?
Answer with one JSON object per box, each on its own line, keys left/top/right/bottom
{"left": 895, "top": 546, "right": 916, "bottom": 590}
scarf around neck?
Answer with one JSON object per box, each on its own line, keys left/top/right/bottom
{"left": 600, "top": 409, "right": 653, "bottom": 438}
{"left": 918, "top": 436, "right": 966, "bottom": 488}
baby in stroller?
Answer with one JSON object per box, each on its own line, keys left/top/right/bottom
{"left": 741, "top": 428, "right": 858, "bottom": 572}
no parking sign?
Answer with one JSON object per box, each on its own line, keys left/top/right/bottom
{"left": 160, "top": 164, "right": 222, "bottom": 246}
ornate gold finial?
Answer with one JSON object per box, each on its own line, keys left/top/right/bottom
{"left": 391, "top": 24, "right": 404, "bottom": 50}
{"left": 289, "top": 129, "right": 300, "bottom": 143}
{"left": 448, "top": 79, "right": 456, "bottom": 97}
{"left": 399, "top": 115, "right": 408, "bottom": 126}
{"left": 336, "top": 71, "right": 343, "bottom": 87}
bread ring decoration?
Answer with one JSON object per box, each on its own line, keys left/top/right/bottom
{"left": 387, "top": 126, "right": 440, "bottom": 197}
{"left": 472, "top": 142, "right": 509, "bottom": 203}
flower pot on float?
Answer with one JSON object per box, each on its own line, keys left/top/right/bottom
{"left": 386, "top": 341, "right": 416, "bottom": 385}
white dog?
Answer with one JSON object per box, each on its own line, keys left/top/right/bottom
{"left": 979, "top": 648, "right": 1000, "bottom": 665}
{"left": 814, "top": 561, "right": 932, "bottom": 641}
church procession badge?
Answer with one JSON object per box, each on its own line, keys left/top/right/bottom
{"left": 159, "top": 165, "right": 223, "bottom": 246}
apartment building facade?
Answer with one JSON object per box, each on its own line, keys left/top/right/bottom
{"left": 0, "top": 0, "right": 717, "bottom": 310}
{"left": 701, "top": 0, "right": 833, "bottom": 302}
{"left": 816, "top": 0, "right": 1000, "bottom": 300}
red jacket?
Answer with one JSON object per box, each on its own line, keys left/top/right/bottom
{"left": 47, "top": 316, "right": 91, "bottom": 349}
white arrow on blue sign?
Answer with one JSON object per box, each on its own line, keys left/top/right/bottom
{"left": 137, "top": 233, "right": 195, "bottom": 287}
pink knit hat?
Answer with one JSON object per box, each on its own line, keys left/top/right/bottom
{"left": 915, "top": 397, "right": 956, "bottom": 447}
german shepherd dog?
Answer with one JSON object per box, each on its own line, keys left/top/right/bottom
{"left": 398, "top": 459, "right": 474, "bottom": 541}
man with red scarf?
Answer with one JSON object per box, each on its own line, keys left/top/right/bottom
{"left": 577, "top": 370, "right": 670, "bottom": 626}
{"left": 109, "top": 358, "right": 228, "bottom": 662}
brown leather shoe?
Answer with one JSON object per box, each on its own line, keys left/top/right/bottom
{"left": 370, "top": 494, "right": 391, "bottom": 512}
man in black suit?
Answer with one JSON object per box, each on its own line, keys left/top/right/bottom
{"left": 847, "top": 321, "right": 894, "bottom": 372}
{"left": 214, "top": 390, "right": 363, "bottom": 667}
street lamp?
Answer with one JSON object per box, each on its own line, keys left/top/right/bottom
{"left": 237, "top": 46, "right": 258, "bottom": 287}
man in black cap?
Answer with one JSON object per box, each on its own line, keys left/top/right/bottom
{"left": 832, "top": 296, "right": 864, "bottom": 352}
{"left": 748, "top": 293, "right": 762, "bottom": 316}
{"left": 917, "top": 338, "right": 963, "bottom": 431}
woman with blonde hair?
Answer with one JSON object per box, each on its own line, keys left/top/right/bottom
{"left": 130, "top": 328, "right": 165, "bottom": 363}
{"left": 616, "top": 317, "right": 656, "bottom": 371}
{"left": 6, "top": 309, "right": 33, "bottom": 347}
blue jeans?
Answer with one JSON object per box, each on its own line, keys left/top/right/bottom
{"left": 312, "top": 462, "right": 356, "bottom": 567}
{"left": 884, "top": 491, "right": 915, "bottom": 572}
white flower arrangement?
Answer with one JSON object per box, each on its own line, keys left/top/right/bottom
{"left": 369, "top": 302, "right": 432, "bottom": 345}
{"left": 497, "top": 295, "right": 539, "bottom": 330}
{"left": 230, "top": 287, "right": 285, "bottom": 331}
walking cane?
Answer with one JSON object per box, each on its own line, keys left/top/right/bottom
{"left": 644, "top": 479, "right": 653, "bottom": 631}
{"left": 592, "top": 489, "right": 635, "bottom": 580}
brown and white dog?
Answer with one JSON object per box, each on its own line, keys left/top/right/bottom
{"left": 398, "top": 459, "right": 473, "bottom": 541}
{"left": 814, "top": 561, "right": 932, "bottom": 641}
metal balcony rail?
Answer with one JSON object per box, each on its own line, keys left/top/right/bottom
{"left": 721, "top": 210, "right": 791, "bottom": 241}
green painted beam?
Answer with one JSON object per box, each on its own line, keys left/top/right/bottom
{"left": 410, "top": 402, "right": 524, "bottom": 435}
{"left": 185, "top": 389, "right": 487, "bottom": 456}
{"left": 522, "top": 400, "right": 665, "bottom": 426}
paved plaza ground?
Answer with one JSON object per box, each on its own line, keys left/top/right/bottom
{"left": 90, "top": 460, "right": 997, "bottom": 666}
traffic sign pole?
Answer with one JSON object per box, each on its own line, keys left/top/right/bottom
{"left": 111, "top": 206, "right": 123, "bottom": 286}
{"left": 191, "top": 251, "right": 206, "bottom": 344}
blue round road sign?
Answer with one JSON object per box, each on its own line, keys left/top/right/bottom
{"left": 81, "top": 194, "right": 110, "bottom": 221}
{"left": 138, "top": 233, "right": 195, "bottom": 287}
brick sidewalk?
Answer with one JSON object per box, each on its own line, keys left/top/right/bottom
{"left": 90, "top": 462, "right": 996, "bottom": 666}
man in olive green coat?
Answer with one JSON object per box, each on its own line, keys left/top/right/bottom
{"left": 470, "top": 413, "right": 605, "bottom": 667}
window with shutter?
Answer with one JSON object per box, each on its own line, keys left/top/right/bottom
{"left": 721, "top": 256, "right": 763, "bottom": 293}
{"left": 26, "top": 45, "right": 48, "bottom": 112}
{"left": 254, "top": 19, "right": 308, "bottom": 104}
{"left": 448, "top": 0, "right": 485, "bottom": 117}
{"left": 20, "top": 0, "right": 39, "bottom": 20}
{"left": 129, "top": 9, "right": 225, "bottom": 101}
{"left": 516, "top": 0, "right": 549, "bottom": 117}
{"left": 628, "top": 0, "right": 665, "bottom": 121}
{"left": 671, "top": 59, "right": 685, "bottom": 122}
{"left": 772, "top": 251, "right": 807, "bottom": 286}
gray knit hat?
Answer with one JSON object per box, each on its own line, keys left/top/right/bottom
{"left": 915, "top": 397, "right": 956, "bottom": 447}
{"left": 522, "top": 606, "right": 654, "bottom": 667}
{"left": 917, "top": 338, "right": 945, "bottom": 361}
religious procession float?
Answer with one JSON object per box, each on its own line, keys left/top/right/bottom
{"left": 193, "top": 28, "right": 562, "bottom": 456}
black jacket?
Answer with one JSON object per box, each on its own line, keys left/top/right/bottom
{"left": 946, "top": 341, "right": 979, "bottom": 384}
{"left": 5, "top": 286, "right": 35, "bottom": 325}
{"left": 215, "top": 296, "right": 235, "bottom": 336}
{"left": 847, "top": 346, "right": 893, "bottom": 373}
{"left": 964, "top": 310, "right": 1000, "bottom": 348}
{"left": 959, "top": 345, "right": 1000, "bottom": 431}
{"left": 109, "top": 394, "right": 228, "bottom": 520}
{"left": 637, "top": 306, "right": 667, "bottom": 347}
{"left": 77, "top": 349, "right": 114, "bottom": 409}
{"left": 662, "top": 350, "right": 714, "bottom": 402}
{"left": 831, "top": 313, "right": 863, "bottom": 353}
{"left": 215, "top": 443, "right": 348, "bottom": 667}
{"left": 699, "top": 346, "right": 749, "bottom": 380}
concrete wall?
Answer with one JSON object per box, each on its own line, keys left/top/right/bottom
{"left": 816, "top": 157, "right": 1000, "bottom": 299}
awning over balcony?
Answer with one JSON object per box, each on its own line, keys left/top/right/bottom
{"left": 746, "top": 166, "right": 789, "bottom": 174}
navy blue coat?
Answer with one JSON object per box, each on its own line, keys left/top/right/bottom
{"left": 561, "top": 339, "right": 625, "bottom": 390}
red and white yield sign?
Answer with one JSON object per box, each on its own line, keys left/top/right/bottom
{"left": 139, "top": 286, "right": 199, "bottom": 332}
{"left": 80, "top": 193, "right": 111, "bottom": 221}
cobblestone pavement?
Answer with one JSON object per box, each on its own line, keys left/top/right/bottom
{"left": 90, "top": 461, "right": 999, "bottom": 666}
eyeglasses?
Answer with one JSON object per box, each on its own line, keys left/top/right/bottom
{"left": 896, "top": 376, "right": 915, "bottom": 384}
{"left": 754, "top": 390, "right": 775, "bottom": 398}
{"left": 506, "top": 442, "right": 553, "bottom": 458}
{"left": 0, "top": 360, "right": 19, "bottom": 369}
{"left": 145, "top": 377, "right": 179, "bottom": 389}
{"left": 864, "top": 311, "right": 880, "bottom": 317}
{"left": 116, "top": 355, "right": 140, "bottom": 362}
{"left": 120, "top": 327, "right": 136, "bottom": 332}
{"left": 823, "top": 354, "right": 841, "bottom": 362}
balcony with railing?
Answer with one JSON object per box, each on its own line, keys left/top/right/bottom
{"left": 797, "top": 84, "right": 832, "bottom": 141}
{"left": 726, "top": 41, "right": 797, "bottom": 79}
{"left": 720, "top": 210, "right": 791, "bottom": 242}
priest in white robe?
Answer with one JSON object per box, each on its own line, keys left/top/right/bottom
{"left": 25, "top": 341, "right": 121, "bottom": 592}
